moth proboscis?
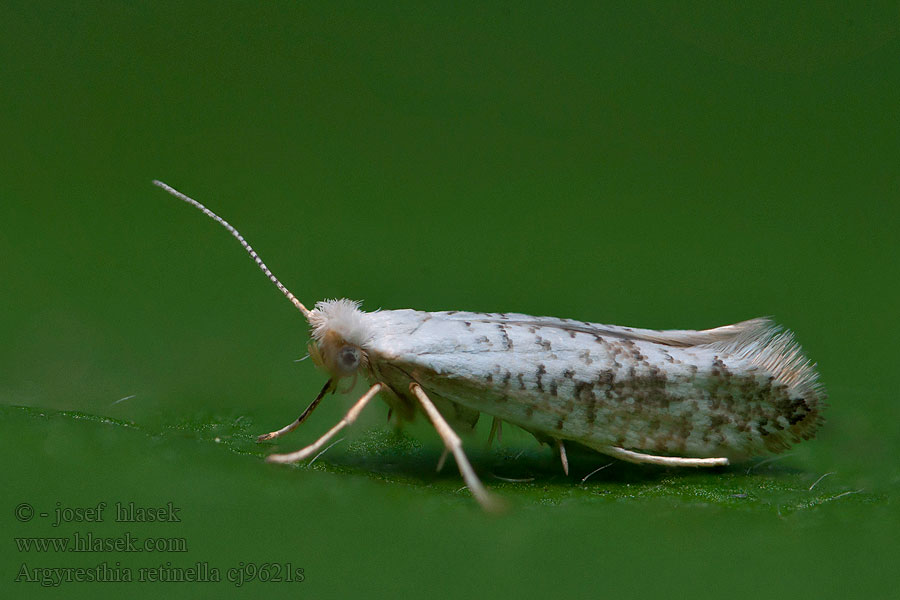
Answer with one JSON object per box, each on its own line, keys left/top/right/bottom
{"left": 152, "top": 180, "right": 826, "bottom": 512}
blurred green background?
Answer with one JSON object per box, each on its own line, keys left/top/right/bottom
{"left": 2, "top": 2, "right": 899, "bottom": 598}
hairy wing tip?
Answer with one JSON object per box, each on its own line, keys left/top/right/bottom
{"left": 713, "top": 321, "right": 825, "bottom": 405}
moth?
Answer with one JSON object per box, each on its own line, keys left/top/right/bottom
{"left": 153, "top": 180, "right": 825, "bottom": 511}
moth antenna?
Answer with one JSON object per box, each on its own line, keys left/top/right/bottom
{"left": 152, "top": 180, "right": 310, "bottom": 319}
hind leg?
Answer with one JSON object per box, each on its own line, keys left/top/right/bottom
{"left": 603, "top": 445, "right": 729, "bottom": 467}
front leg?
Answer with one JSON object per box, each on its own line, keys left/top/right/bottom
{"left": 257, "top": 379, "right": 334, "bottom": 442}
{"left": 266, "top": 383, "right": 383, "bottom": 463}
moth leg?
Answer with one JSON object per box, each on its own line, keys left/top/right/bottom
{"left": 409, "top": 383, "right": 503, "bottom": 512}
{"left": 436, "top": 448, "right": 449, "bottom": 472}
{"left": 603, "top": 446, "right": 729, "bottom": 468}
{"left": 557, "top": 439, "right": 570, "bottom": 476}
{"left": 487, "top": 417, "right": 503, "bottom": 447}
{"left": 266, "top": 383, "right": 384, "bottom": 464}
{"left": 257, "top": 379, "right": 334, "bottom": 442}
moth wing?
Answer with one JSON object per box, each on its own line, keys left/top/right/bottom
{"left": 362, "top": 309, "right": 486, "bottom": 431}
{"left": 435, "top": 311, "right": 773, "bottom": 348}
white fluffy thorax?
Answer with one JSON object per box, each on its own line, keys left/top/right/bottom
{"left": 308, "top": 299, "right": 374, "bottom": 347}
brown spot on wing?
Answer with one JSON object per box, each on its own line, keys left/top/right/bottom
{"left": 497, "top": 324, "right": 513, "bottom": 350}
{"left": 535, "top": 335, "right": 552, "bottom": 351}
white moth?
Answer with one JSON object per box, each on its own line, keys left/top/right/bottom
{"left": 153, "top": 180, "right": 825, "bottom": 511}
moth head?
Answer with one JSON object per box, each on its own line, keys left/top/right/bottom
{"left": 307, "top": 299, "right": 371, "bottom": 379}
{"left": 308, "top": 331, "right": 367, "bottom": 377}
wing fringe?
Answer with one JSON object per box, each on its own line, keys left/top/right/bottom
{"left": 704, "top": 318, "right": 824, "bottom": 400}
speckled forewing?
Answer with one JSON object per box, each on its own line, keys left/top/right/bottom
{"left": 362, "top": 309, "right": 823, "bottom": 459}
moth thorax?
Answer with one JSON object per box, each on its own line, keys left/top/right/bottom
{"left": 309, "top": 329, "right": 366, "bottom": 378}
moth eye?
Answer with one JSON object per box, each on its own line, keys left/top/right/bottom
{"left": 337, "top": 345, "right": 360, "bottom": 373}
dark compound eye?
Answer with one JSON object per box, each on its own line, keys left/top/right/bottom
{"left": 338, "top": 346, "right": 360, "bottom": 372}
